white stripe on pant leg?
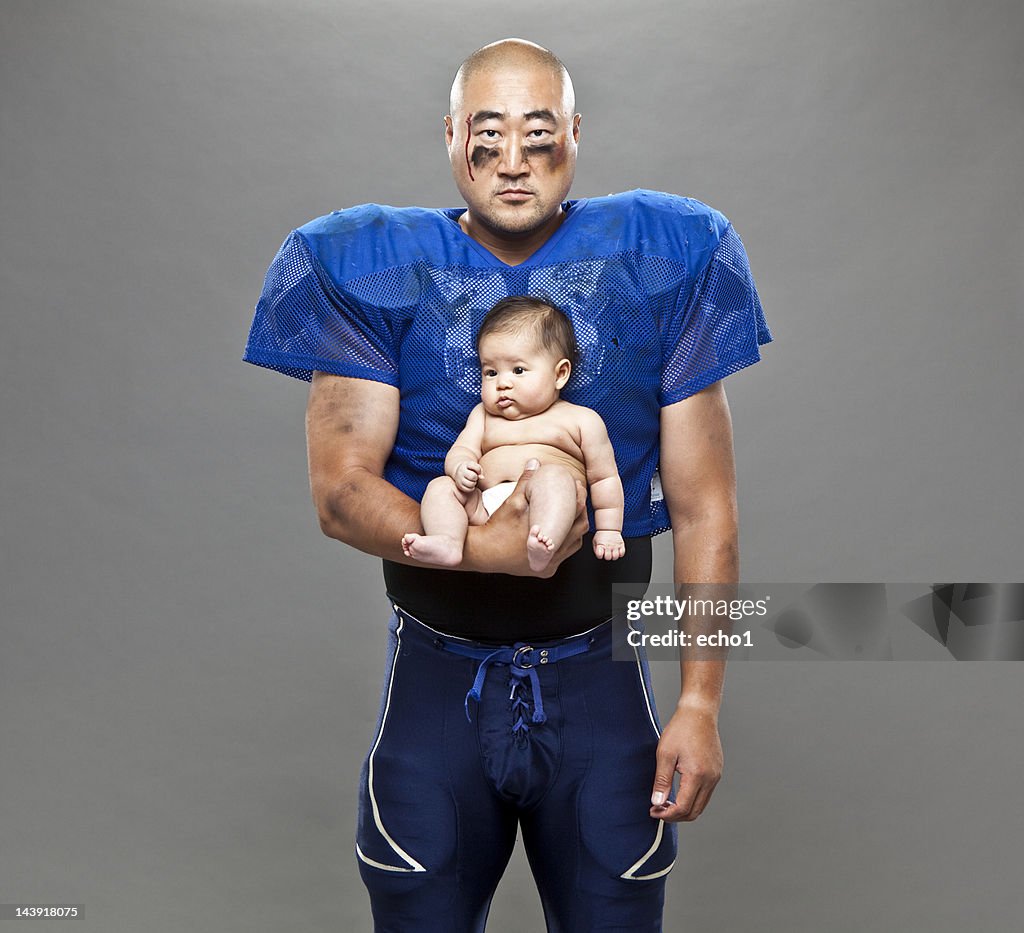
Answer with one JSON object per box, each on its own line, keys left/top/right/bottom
{"left": 356, "top": 844, "right": 423, "bottom": 873}
{"left": 628, "top": 622, "right": 661, "bottom": 740}
{"left": 620, "top": 622, "right": 674, "bottom": 880}
{"left": 358, "top": 618, "right": 426, "bottom": 873}
{"left": 620, "top": 820, "right": 677, "bottom": 881}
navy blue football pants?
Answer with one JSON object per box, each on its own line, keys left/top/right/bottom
{"left": 356, "top": 606, "right": 677, "bottom": 932}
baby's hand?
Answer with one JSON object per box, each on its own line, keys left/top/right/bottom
{"left": 593, "top": 531, "right": 626, "bottom": 561}
{"left": 453, "top": 460, "right": 483, "bottom": 492}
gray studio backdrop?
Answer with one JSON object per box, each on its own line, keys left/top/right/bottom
{"left": 2, "top": 1, "right": 1022, "bottom": 931}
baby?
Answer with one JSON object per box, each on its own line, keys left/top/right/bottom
{"left": 401, "top": 296, "right": 625, "bottom": 572}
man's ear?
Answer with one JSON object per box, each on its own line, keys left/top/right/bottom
{"left": 444, "top": 114, "right": 454, "bottom": 150}
{"left": 555, "top": 358, "right": 572, "bottom": 389}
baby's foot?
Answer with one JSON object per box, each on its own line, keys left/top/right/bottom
{"left": 401, "top": 533, "right": 463, "bottom": 567}
{"left": 593, "top": 531, "right": 626, "bottom": 561}
{"left": 526, "top": 524, "right": 556, "bottom": 573}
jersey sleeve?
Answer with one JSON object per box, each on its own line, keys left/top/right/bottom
{"left": 242, "top": 230, "right": 399, "bottom": 385}
{"left": 659, "top": 223, "right": 772, "bottom": 405}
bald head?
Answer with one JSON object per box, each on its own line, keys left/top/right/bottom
{"left": 444, "top": 38, "right": 582, "bottom": 247}
{"left": 449, "top": 38, "right": 575, "bottom": 117}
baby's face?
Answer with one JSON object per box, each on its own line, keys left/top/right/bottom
{"left": 478, "top": 331, "right": 571, "bottom": 420}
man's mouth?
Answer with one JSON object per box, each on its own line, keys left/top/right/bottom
{"left": 496, "top": 189, "right": 534, "bottom": 202}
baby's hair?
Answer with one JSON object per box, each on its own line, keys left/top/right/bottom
{"left": 476, "top": 296, "right": 579, "bottom": 369}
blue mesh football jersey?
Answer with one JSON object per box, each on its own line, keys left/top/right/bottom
{"left": 244, "top": 189, "right": 772, "bottom": 536}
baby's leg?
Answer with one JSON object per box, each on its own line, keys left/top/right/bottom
{"left": 523, "top": 464, "right": 580, "bottom": 573}
{"left": 402, "top": 476, "right": 483, "bottom": 567}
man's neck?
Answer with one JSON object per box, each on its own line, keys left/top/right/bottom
{"left": 459, "top": 208, "right": 566, "bottom": 266}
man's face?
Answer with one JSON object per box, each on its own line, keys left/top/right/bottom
{"left": 478, "top": 330, "right": 571, "bottom": 420}
{"left": 445, "top": 65, "right": 581, "bottom": 239}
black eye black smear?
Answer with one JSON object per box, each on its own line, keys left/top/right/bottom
{"left": 470, "top": 146, "right": 501, "bottom": 169}
{"left": 465, "top": 139, "right": 564, "bottom": 173}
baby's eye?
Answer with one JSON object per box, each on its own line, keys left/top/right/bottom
{"left": 483, "top": 369, "right": 497, "bottom": 377}
{"left": 513, "top": 366, "right": 525, "bottom": 375}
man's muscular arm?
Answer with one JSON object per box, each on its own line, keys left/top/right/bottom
{"left": 306, "top": 372, "right": 418, "bottom": 562}
{"left": 649, "top": 381, "right": 737, "bottom": 823}
{"left": 306, "top": 372, "right": 587, "bottom": 575}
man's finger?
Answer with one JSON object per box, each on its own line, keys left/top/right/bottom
{"left": 672, "top": 773, "right": 702, "bottom": 819}
{"left": 651, "top": 800, "right": 695, "bottom": 822}
{"left": 505, "top": 459, "right": 540, "bottom": 503}
{"left": 650, "top": 750, "right": 677, "bottom": 808}
{"left": 689, "top": 781, "right": 715, "bottom": 820}
{"left": 652, "top": 777, "right": 715, "bottom": 823}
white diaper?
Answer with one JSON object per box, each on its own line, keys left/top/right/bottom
{"left": 480, "top": 481, "right": 517, "bottom": 517}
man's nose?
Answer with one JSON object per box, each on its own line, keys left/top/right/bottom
{"left": 497, "top": 135, "right": 528, "bottom": 177}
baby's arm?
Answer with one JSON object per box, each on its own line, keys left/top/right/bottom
{"left": 445, "top": 403, "right": 487, "bottom": 492}
{"left": 401, "top": 405, "right": 487, "bottom": 566}
{"left": 578, "top": 408, "right": 626, "bottom": 560}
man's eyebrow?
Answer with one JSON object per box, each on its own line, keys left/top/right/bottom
{"left": 470, "top": 111, "right": 504, "bottom": 127}
{"left": 469, "top": 109, "right": 558, "bottom": 127}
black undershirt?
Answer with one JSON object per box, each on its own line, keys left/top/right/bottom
{"left": 383, "top": 533, "right": 652, "bottom": 643}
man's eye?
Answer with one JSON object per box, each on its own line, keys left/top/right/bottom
{"left": 481, "top": 130, "right": 499, "bottom": 139}
{"left": 528, "top": 129, "right": 550, "bottom": 138}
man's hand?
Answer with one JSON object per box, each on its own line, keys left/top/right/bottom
{"left": 453, "top": 460, "right": 483, "bottom": 493}
{"left": 462, "top": 459, "right": 588, "bottom": 577}
{"left": 649, "top": 701, "right": 723, "bottom": 822}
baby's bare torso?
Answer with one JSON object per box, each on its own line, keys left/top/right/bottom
{"left": 478, "top": 400, "right": 588, "bottom": 489}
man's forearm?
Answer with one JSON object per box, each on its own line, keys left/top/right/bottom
{"left": 316, "top": 466, "right": 424, "bottom": 564}
{"left": 316, "top": 465, "right": 582, "bottom": 575}
{"left": 671, "top": 515, "right": 738, "bottom": 713}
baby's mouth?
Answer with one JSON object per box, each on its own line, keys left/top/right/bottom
{"left": 497, "top": 397, "right": 513, "bottom": 409}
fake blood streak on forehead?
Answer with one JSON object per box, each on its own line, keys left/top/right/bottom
{"left": 464, "top": 114, "right": 475, "bottom": 181}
